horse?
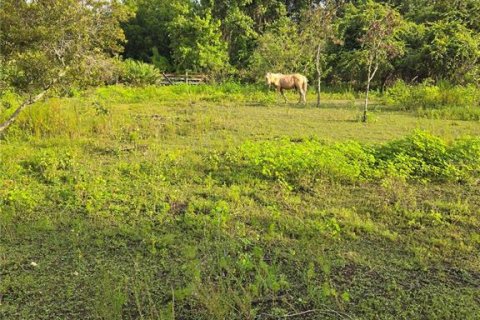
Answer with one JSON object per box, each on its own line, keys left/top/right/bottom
{"left": 265, "top": 72, "right": 308, "bottom": 104}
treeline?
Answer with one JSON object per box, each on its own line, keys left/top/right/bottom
{"left": 0, "top": 0, "right": 479, "bottom": 105}
{"left": 122, "top": 0, "right": 480, "bottom": 86}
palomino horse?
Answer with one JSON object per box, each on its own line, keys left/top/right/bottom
{"left": 265, "top": 73, "right": 308, "bottom": 104}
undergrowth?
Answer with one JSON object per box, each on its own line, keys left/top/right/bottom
{"left": 213, "top": 131, "right": 480, "bottom": 190}
{"left": 1, "top": 87, "right": 480, "bottom": 319}
{"left": 385, "top": 80, "right": 480, "bottom": 120}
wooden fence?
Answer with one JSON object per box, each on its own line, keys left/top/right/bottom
{"left": 160, "top": 72, "right": 207, "bottom": 85}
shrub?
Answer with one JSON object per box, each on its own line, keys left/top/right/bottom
{"left": 385, "top": 80, "right": 480, "bottom": 120}
{"left": 215, "top": 131, "right": 480, "bottom": 187}
{"left": 372, "top": 131, "right": 480, "bottom": 182}
{"left": 375, "top": 131, "right": 456, "bottom": 181}
{"left": 119, "top": 59, "right": 161, "bottom": 86}
{"left": 218, "top": 138, "right": 375, "bottom": 190}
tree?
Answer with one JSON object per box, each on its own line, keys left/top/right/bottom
{"left": 0, "top": 0, "right": 131, "bottom": 134}
{"left": 422, "top": 21, "right": 480, "bottom": 84}
{"left": 121, "top": 0, "right": 192, "bottom": 68}
{"left": 168, "top": 10, "right": 230, "bottom": 75}
{"left": 249, "top": 17, "right": 312, "bottom": 81}
{"left": 300, "top": 1, "right": 338, "bottom": 107}
{"left": 222, "top": 7, "right": 258, "bottom": 69}
{"left": 201, "top": 0, "right": 287, "bottom": 71}
{"left": 339, "top": 1, "right": 405, "bottom": 122}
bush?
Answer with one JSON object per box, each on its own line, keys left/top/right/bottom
{"left": 215, "top": 138, "right": 375, "bottom": 190}
{"left": 385, "top": 80, "right": 480, "bottom": 120}
{"left": 119, "top": 59, "right": 161, "bottom": 86}
{"left": 215, "top": 131, "right": 480, "bottom": 187}
{"left": 375, "top": 131, "right": 455, "bottom": 181}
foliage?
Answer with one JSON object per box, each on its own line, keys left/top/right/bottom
{"left": 374, "top": 131, "right": 480, "bottom": 182}
{"left": 213, "top": 6, "right": 259, "bottom": 69}
{"left": 198, "top": 0, "right": 287, "bottom": 70}
{"left": 118, "top": 0, "right": 480, "bottom": 85}
{"left": 385, "top": 80, "right": 480, "bottom": 119}
{"left": 422, "top": 20, "right": 480, "bottom": 84}
{"left": 221, "top": 139, "right": 375, "bottom": 189}
{"left": 120, "top": 59, "right": 161, "bottom": 86}
{"left": 122, "top": 0, "right": 185, "bottom": 63}
{"left": 168, "top": 10, "right": 230, "bottom": 75}
{"left": 0, "top": 0, "right": 132, "bottom": 93}
{"left": 249, "top": 17, "right": 313, "bottom": 81}
{"left": 151, "top": 47, "right": 172, "bottom": 71}
{"left": 219, "top": 131, "right": 480, "bottom": 188}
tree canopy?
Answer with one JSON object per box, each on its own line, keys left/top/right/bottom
{"left": 118, "top": 0, "right": 479, "bottom": 86}
{"left": 0, "top": 0, "right": 131, "bottom": 132}
{"left": 0, "top": 0, "right": 131, "bottom": 93}
{"left": 1, "top": 0, "right": 479, "bottom": 88}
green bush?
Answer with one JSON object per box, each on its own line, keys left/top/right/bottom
{"left": 375, "top": 131, "right": 456, "bottom": 181}
{"left": 385, "top": 80, "right": 480, "bottom": 120}
{"left": 216, "top": 131, "right": 480, "bottom": 187}
{"left": 120, "top": 59, "right": 161, "bottom": 86}
{"left": 215, "top": 138, "right": 375, "bottom": 190}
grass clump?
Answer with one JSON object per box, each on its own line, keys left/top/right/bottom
{"left": 215, "top": 138, "right": 375, "bottom": 189}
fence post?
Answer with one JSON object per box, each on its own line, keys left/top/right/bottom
{"left": 162, "top": 72, "right": 174, "bottom": 85}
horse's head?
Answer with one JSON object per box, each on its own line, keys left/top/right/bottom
{"left": 265, "top": 72, "right": 274, "bottom": 88}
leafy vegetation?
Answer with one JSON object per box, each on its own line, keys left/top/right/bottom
{"left": 386, "top": 80, "right": 480, "bottom": 120}
{"left": 1, "top": 86, "right": 480, "bottom": 319}
{"left": 120, "top": 59, "right": 162, "bottom": 86}
{"left": 121, "top": 0, "right": 480, "bottom": 86}
{"left": 1, "top": 0, "right": 480, "bottom": 318}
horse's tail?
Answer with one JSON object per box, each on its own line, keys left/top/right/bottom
{"left": 302, "top": 76, "right": 308, "bottom": 93}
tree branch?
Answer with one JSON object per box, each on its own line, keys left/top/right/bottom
{"left": 0, "top": 89, "right": 48, "bottom": 134}
{"left": 369, "top": 62, "right": 379, "bottom": 82}
{"left": 0, "top": 71, "right": 65, "bottom": 135}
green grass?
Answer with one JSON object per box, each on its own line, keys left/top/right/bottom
{"left": 1, "top": 85, "right": 480, "bottom": 319}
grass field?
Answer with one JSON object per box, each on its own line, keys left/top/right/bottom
{"left": 1, "top": 85, "right": 480, "bottom": 319}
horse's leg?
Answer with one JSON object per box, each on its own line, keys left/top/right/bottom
{"left": 303, "top": 81, "right": 308, "bottom": 104}
{"left": 275, "top": 87, "right": 281, "bottom": 103}
{"left": 295, "top": 83, "right": 303, "bottom": 104}
{"left": 280, "top": 88, "right": 287, "bottom": 103}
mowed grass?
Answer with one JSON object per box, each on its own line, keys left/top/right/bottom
{"left": 1, "top": 85, "right": 480, "bottom": 319}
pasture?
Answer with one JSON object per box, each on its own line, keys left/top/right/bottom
{"left": 1, "top": 85, "right": 480, "bottom": 319}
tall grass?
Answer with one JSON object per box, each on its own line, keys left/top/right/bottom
{"left": 385, "top": 80, "right": 480, "bottom": 120}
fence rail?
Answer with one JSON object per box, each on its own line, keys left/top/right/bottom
{"left": 160, "top": 72, "right": 207, "bottom": 85}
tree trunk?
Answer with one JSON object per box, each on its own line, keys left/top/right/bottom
{"left": 363, "top": 78, "right": 370, "bottom": 123}
{"left": 363, "top": 60, "right": 379, "bottom": 123}
{"left": 316, "top": 44, "right": 322, "bottom": 108}
{"left": 0, "top": 90, "right": 48, "bottom": 134}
